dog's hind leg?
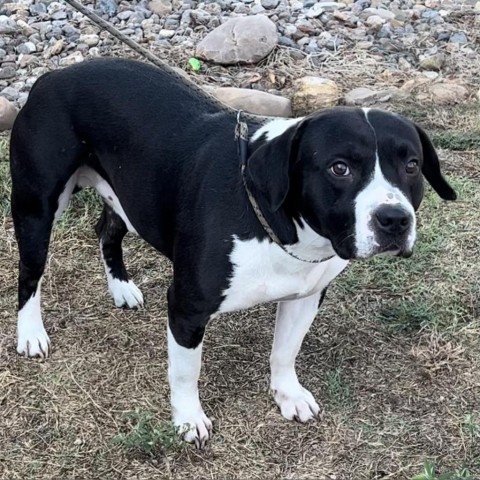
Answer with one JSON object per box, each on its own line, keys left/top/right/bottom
{"left": 13, "top": 206, "right": 52, "bottom": 359}
{"left": 11, "top": 157, "right": 80, "bottom": 359}
{"left": 95, "top": 204, "right": 143, "bottom": 309}
{"left": 10, "top": 99, "right": 87, "bottom": 358}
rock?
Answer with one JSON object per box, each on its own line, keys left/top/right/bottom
{"left": 79, "top": 34, "right": 100, "bottom": 46}
{"left": 278, "top": 36, "right": 298, "bottom": 48}
{"left": 422, "top": 71, "right": 439, "bottom": 80}
{"left": 251, "top": 4, "right": 265, "bottom": 14}
{"left": 51, "top": 10, "right": 67, "bottom": 20}
{"left": 0, "top": 86, "right": 19, "bottom": 102}
{"left": 422, "top": 82, "right": 469, "bottom": 104}
{"left": 210, "top": 87, "right": 292, "bottom": 116}
{"left": 283, "top": 24, "right": 297, "bottom": 37}
{"left": 296, "top": 19, "right": 315, "bottom": 34}
{"left": 16, "top": 42, "right": 37, "bottom": 54}
{"left": 159, "top": 29, "right": 176, "bottom": 38}
{"left": 400, "top": 77, "right": 431, "bottom": 94}
{"left": 261, "top": 0, "right": 279, "bottom": 8}
{"left": 148, "top": 0, "right": 172, "bottom": 16}
{"left": 96, "top": 0, "right": 118, "bottom": 16}
{"left": 334, "top": 11, "right": 358, "bottom": 26}
{"left": 292, "top": 76, "right": 339, "bottom": 113}
{"left": 419, "top": 53, "right": 445, "bottom": 71}
{"left": 307, "top": 4, "right": 325, "bottom": 18}
{"left": 59, "top": 51, "right": 84, "bottom": 66}
{"left": 190, "top": 9, "right": 211, "bottom": 24}
{"left": 352, "top": 0, "right": 371, "bottom": 14}
{"left": 0, "top": 96, "right": 18, "bottom": 131}
{"left": 117, "top": 10, "right": 133, "bottom": 20}
{"left": 205, "top": 3, "right": 222, "bottom": 14}
{"left": 365, "top": 15, "right": 385, "bottom": 28}
{"left": 449, "top": 32, "right": 468, "bottom": 44}
{"left": 1, "top": 3, "right": 28, "bottom": 14}
{"left": 344, "top": 86, "right": 406, "bottom": 105}
{"left": 375, "top": 7, "right": 395, "bottom": 20}
{"left": 88, "top": 47, "right": 101, "bottom": 57}
{"left": 18, "top": 54, "right": 39, "bottom": 68}
{"left": 196, "top": 16, "right": 277, "bottom": 65}
{"left": 318, "top": 1, "right": 346, "bottom": 11}
{"left": 30, "top": 3, "right": 47, "bottom": 15}
{"left": 63, "top": 24, "right": 79, "bottom": 37}
{"left": 43, "top": 39, "right": 64, "bottom": 58}
{"left": 0, "top": 65, "right": 15, "bottom": 79}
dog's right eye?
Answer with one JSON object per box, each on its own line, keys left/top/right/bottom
{"left": 330, "top": 162, "right": 351, "bottom": 177}
{"left": 405, "top": 159, "right": 419, "bottom": 175}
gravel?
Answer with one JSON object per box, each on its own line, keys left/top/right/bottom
{"left": 0, "top": 0, "right": 478, "bottom": 111}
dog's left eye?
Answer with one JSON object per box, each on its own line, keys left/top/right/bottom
{"left": 406, "top": 160, "right": 419, "bottom": 175}
{"left": 330, "top": 162, "right": 351, "bottom": 177}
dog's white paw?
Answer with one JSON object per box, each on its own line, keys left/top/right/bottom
{"left": 174, "top": 409, "right": 213, "bottom": 449}
{"left": 272, "top": 384, "right": 320, "bottom": 422}
{"left": 108, "top": 278, "right": 144, "bottom": 309}
{"left": 17, "top": 323, "right": 50, "bottom": 359}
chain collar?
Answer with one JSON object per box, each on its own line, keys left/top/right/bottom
{"left": 236, "top": 112, "right": 335, "bottom": 265}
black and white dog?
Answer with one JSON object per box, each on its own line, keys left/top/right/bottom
{"left": 10, "top": 58, "right": 456, "bottom": 447}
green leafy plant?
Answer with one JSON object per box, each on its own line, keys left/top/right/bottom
{"left": 113, "top": 411, "right": 185, "bottom": 456}
{"left": 464, "top": 414, "right": 480, "bottom": 439}
{"left": 411, "top": 460, "right": 474, "bottom": 480}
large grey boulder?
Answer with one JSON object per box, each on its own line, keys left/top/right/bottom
{"left": 196, "top": 16, "right": 278, "bottom": 65}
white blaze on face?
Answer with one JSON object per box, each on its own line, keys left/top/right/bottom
{"left": 354, "top": 110, "right": 416, "bottom": 258}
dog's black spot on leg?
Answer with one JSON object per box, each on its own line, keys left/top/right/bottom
{"left": 96, "top": 204, "right": 129, "bottom": 282}
{"left": 96, "top": 204, "right": 143, "bottom": 308}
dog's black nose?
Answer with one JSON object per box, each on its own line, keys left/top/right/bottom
{"left": 374, "top": 206, "right": 411, "bottom": 234}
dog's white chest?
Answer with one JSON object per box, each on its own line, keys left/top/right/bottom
{"left": 219, "top": 236, "right": 349, "bottom": 313}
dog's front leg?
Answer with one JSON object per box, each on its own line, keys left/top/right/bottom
{"left": 270, "top": 291, "right": 326, "bottom": 422}
{"left": 167, "top": 288, "right": 212, "bottom": 448}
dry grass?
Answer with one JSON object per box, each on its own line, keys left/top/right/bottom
{"left": 1, "top": 120, "right": 479, "bottom": 479}
{"left": 1, "top": 37, "right": 480, "bottom": 476}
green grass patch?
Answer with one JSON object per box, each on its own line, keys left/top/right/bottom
{"left": 411, "top": 460, "right": 475, "bottom": 480}
{"left": 431, "top": 131, "right": 480, "bottom": 151}
{"left": 325, "top": 368, "right": 353, "bottom": 410}
{"left": 463, "top": 413, "right": 480, "bottom": 440}
{"left": 113, "top": 411, "right": 185, "bottom": 457}
{"left": 378, "top": 301, "right": 438, "bottom": 333}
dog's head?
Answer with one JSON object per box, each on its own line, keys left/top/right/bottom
{"left": 246, "top": 108, "right": 456, "bottom": 260}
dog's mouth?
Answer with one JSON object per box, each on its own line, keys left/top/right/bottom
{"left": 345, "top": 241, "right": 414, "bottom": 260}
{"left": 374, "top": 241, "right": 414, "bottom": 258}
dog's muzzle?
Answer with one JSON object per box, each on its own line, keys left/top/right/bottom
{"left": 372, "top": 205, "right": 414, "bottom": 257}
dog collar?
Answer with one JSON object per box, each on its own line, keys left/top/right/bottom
{"left": 236, "top": 113, "right": 335, "bottom": 265}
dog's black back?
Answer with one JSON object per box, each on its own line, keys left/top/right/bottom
{"left": 15, "top": 60, "right": 267, "bottom": 258}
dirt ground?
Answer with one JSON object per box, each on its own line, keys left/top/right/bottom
{"left": 1, "top": 30, "right": 479, "bottom": 480}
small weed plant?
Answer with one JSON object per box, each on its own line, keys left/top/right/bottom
{"left": 113, "top": 410, "right": 185, "bottom": 456}
{"left": 411, "top": 460, "right": 474, "bottom": 480}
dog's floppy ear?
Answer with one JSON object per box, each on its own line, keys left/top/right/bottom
{"left": 246, "top": 121, "right": 305, "bottom": 212}
{"left": 415, "top": 124, "right": 457, "bottom": 201}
